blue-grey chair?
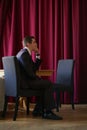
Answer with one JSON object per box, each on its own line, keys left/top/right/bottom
{"left": 1, "top": 56, "right": 43, "bottom": 121}
{"left": 55, "top": 59, "right": 75, "bottom": 111}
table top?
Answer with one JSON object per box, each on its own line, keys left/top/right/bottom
{"left": 0, "top": 69, "right": 54, "bottom": 77}
{"left": 36, "top": 69, "right": 54, "bottom": 76}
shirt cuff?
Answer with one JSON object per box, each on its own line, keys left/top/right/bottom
{"left": 36, "top": 53, "right": 40, "bottom": 59}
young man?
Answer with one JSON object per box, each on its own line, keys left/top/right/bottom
{"left": 16, "top": 36, "right": 62, "bottom": 120}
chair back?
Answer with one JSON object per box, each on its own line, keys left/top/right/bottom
{"left": 56, "top": 59, "right": 74, "bottom": 87}
{"left": 2, "top": 56, "right": 20, "bottom": 97}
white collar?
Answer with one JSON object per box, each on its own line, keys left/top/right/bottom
{"left": 24, "top": 47, "right": 31, "bottom": 55}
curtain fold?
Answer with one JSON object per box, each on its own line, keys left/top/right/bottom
{"left": 0, "top": 0, "right": 87, "bottom": 103}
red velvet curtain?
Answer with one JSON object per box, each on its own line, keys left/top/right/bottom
{"left": 0, "top": 0, "right": 87, "bottom": 103}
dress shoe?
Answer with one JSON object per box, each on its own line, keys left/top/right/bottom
{"left": 42, "top": 111, "right": 63, "bottom": 120}
{"left": 32, "top": 109, "right": 42, "bottom": 117}
{"left": 32, "top": 104, "right": 43, "bottom": 117}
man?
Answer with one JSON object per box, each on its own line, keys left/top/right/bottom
{"left": 16, "top": 36, "right": 62, "bottom": 120}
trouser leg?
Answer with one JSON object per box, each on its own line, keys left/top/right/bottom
{"left": 29, "top": 79, "right": 56, "bottom": 111}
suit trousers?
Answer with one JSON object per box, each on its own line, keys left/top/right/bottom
{"left": 28, "top": 79, "right": 56, "bottom": 111}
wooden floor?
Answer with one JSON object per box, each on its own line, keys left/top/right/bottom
{"left": 0, "top": 104, "right": 87, "bottom": 130}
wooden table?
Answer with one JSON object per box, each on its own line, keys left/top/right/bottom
{"left": 0, "top": 69, "right": 54, "bottom": 77}
{"left": 36, "top": 69, "right": 54, "bottom": 76}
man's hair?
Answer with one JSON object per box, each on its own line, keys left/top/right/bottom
{"left": 22, "top": 36, "right": 35, "bottom": 46}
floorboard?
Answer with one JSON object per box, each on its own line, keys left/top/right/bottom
{"left": 0, "top": 104, "right": 87, "bottom": 130}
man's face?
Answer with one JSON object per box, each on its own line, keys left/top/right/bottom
{"left": 31, "top": 38, "right": 37, "bottom": 51}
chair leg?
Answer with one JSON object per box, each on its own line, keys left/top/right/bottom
{"left": 13, "top": 96, "right": 19, "bottom": 121}
{"left": 56, "top": 91, "right": 60, "bottom": 112}
{"left": 41, "top": 93, "right": 45, "bottom": 114}
{"left": 1, "top": 96, "right": 8, "bottom": 118}
{"left": 71, "top": 92, "right": 75, "bottom": 110}
{"left": 62, "top": 92, "right": 64, "bottom": 104}
{"left": 26, "top": 97, "right": 29, "bottom": 115}
{"left": 59, "top": 97, "right": 61, "bottom": 108}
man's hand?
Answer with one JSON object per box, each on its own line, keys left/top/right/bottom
{"left": 34, "top": 47, "right": 39, "bottom": 53}
{"left": 34, "top": 44, "right": 40, "bottom": 54}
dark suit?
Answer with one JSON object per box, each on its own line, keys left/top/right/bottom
{"left": 16, "top": 48, "right": 56, "bottom": 110}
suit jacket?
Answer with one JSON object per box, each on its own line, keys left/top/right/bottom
{"left": 16, "top": 48, "right": 42, "bottom": 89}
